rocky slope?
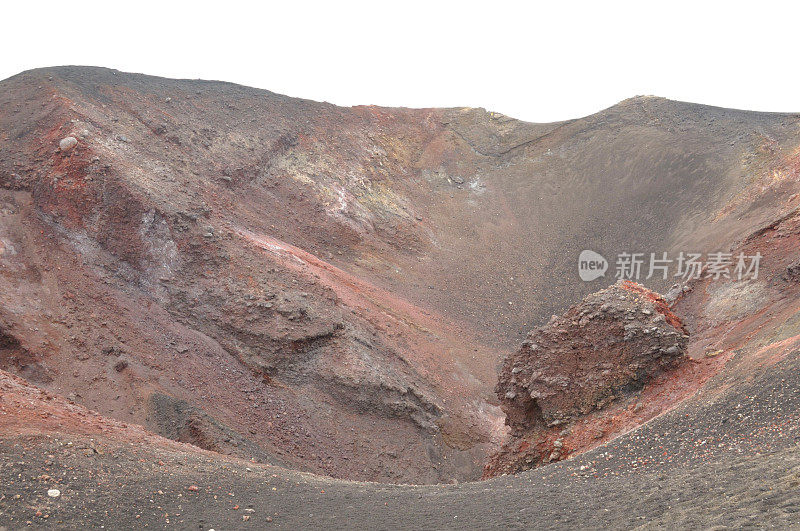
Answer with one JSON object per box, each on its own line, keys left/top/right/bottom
{"left": 2, "top": 66, "right": 800, "bottom": 493}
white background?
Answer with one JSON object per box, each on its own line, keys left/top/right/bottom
{"left": 3, "top": 1, "right": 799, "bottom": 122}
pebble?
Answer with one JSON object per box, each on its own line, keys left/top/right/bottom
{"left": 59, "top": 137, "right": 77, "bottom": 151}
{"left": 47, "top": 488, "right": 61, "bottom": 498}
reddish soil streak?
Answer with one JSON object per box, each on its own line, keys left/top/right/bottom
{"left": 621, "top": 280, "right": 686, "bottom": 332}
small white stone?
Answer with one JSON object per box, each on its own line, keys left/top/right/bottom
{"left": 59, "top": 137, "right": 78, "bottom": 151}
{"left": 47, "top": 488, "right": 61, "bottom": 498}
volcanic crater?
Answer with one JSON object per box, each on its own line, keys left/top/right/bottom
{"left": 3, "top": 66, "right": 800, "bottom": 507}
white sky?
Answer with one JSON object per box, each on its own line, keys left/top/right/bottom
{"left": 3, "top": 1, "right": 799, "bottom": 123}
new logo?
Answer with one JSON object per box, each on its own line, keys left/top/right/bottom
{"left": 578, "top": 250, "right": 608, "bottom": 281}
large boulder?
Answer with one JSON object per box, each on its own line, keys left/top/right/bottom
{"left": 496, "top": 280, "right": 688, "bottom": 434}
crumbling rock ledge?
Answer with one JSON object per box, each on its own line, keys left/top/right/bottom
{"left": 487, "top": 281, "right": 688, "bottom": 475}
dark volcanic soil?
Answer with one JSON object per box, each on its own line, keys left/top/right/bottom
{"left": 3, "top": 65, "right": 800, "bottom": 527}
{"left": 3, "top": 346, "right": 800, "bottom": 528}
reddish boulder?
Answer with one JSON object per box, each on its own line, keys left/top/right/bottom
{"left": 496, "top": 280, "right": 688, "bottom": 434}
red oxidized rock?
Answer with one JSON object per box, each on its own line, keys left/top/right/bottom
{"left": 496, "top": 280, "right": 688, "bottom": 434}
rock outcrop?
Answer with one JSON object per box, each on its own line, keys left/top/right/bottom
{"left": 496, "top": 280, "right": 688, "bottom": 434}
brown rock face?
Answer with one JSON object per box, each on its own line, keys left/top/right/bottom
{"left": 496, "top": 281, "right": 688, "bottom": 434}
